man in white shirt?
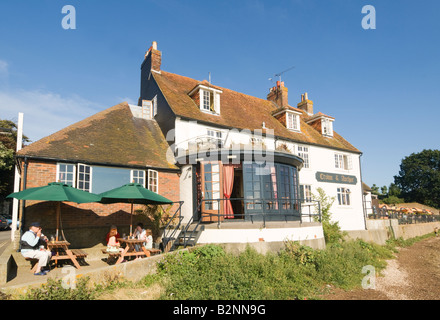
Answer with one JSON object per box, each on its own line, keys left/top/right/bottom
{"left": 20, "top": 222, "right": 52, "bottom": 275}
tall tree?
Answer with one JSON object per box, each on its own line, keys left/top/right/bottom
{"left": 394, "top": 149, "right": 440, "bottom": 209}
{"left": 0, "top": 119, "right": 30, "bottom": 199}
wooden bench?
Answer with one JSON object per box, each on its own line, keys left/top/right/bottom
{"left": 24, "top": 258, "right": 39, "bottom": 274}
{"left": 101, "top": 248, "right": 121, "bottom": 257}
{"left": 71, "top": 249, "right": 88, "bottom": 258}
{"left": 147, "top": 248, "right": 161, "bottom": 255}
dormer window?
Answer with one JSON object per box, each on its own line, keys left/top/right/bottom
{"left": 322, "top": 118, "right": 333, "bottom": 137}
{"left": 272, "top": 108, "right": 302, "bottom": 132}
{"left": 286, "top": 111, "right": 301, "bottom": 132}
{"left": 189, "top": 84, "right": 222, "bottom": 115}
{"left": 305, "top": 112, "right": 335, "bottom": 137}
{"left": 202, "top": 90, "right": 214, "bottom": 112}
{"left": 200, "top": 88, "right": 221, "bottom": 115}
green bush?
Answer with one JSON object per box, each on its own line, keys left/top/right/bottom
{"left": 22, "top": 277, "right": 96, "bottom": 300}
{"left": 155, "top": 240, "right": 397, "bottom": 300}
{"left": 314, "top": 240, "right": 393, "bottom": 289}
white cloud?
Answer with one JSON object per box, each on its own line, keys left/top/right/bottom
{"left": 0, "top": 60, "right": 9, "bottom": 87}
{"left": 116, "top": 96, "right": 137, "bottom": 105}
{"left": 0, "top": 60, "right": 8, "bottom": 76}
{"left": 0, "top": 88, "right": 102, "bottom": 143}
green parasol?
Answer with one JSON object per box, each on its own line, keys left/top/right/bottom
{"left": 7, "top": 182, "right": 101, "bottom": 240}
{"left": 98, "top": 183, "right": 173, "bottom": 235}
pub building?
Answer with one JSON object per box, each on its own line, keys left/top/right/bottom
{"left": 140, "top": 42, "right": 364, "bottom": 247}
{"left": 15, "top": 42, "right": 365, "bottom": 249}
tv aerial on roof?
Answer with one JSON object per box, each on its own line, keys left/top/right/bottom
{"left": 268, "top": 66, "right": 295, "bottom": 83}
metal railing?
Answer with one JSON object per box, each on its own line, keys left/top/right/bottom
{"left": 368, "top": 206, "right": 440, "bottom": 225}
{"left": 161, "top": 201, "right": 184, "bottom": 251}
{"left": 196, "top": 197, "right": 322, "bottom": 228}
{"left": 162, "top": 198, "right": 322, "bottom": 251}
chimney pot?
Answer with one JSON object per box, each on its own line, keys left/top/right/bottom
{"left": 267, "top": 82, "right": 288, "bottom": 108}
{"left": 152, "top": 41, "right": 157, "bottom": 50}
{"left": 297, "top": 92, "right": 313, "bottom": 115}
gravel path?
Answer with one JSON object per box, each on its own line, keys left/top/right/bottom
{"left": 323, "top": 235, "right": 440, "bottom": 300}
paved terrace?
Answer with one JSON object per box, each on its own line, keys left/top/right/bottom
{"left": 0, "top": 242, "right": 170, "bottom": 296}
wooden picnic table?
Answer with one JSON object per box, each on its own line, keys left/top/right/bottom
{"left": 114, "top": 238, "right": 159, "bottom": 264}
{"left": 47, "top": 240, "right": 82, "bottom": 269}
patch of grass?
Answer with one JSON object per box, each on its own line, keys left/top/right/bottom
{"left": 21, "top": 277, "right": 96, "bottom": 300}
{"left": 386, "top": 232, "right": 435, "bottom": 248}
{"left": 19, "top": 233, "right": 434, "bottom": 300}
{"left": 154, "top": 240, "right": 395, "bottom": 300}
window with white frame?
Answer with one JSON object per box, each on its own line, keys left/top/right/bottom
{"left": 131, "top": 170, "right": 146, "bottom": 187}
{"left": 141, "top": 97, "right": 157, "bottom": 120}
{"left": 207, "top": 129, "right": 223, "bottom": 147}
{"left": 152, "top": 95, "right": 158, "bottom": 117}
{"left": 202, "top": 90, "right": 213, "bottom": 112}
{"left": 198, "top": 87, "right": 221, "bottom": 115}
{"left": 57, "top": 163, "right": 75, "bottom": 186}
{"left": 300, "top": 185, "right": 312, "bottom": 202}
{"left": 286, "top": 112, "right": 300, "bottom": 131}
{"left": 141, "top": 99, "right": 153, "bottom": 120}
{"left": 334, "top": 153, "right": 352, "bottom": 170}
{"left": 77, "top": 164, "right": 92, "bottom": 192}
{"left": 337, "top": 187, "right": 351, "bottom": 206}
{"left": 322, "top": 118, "right": 333, "bottom": 137}
{"left": 297, "top": 145, "right": 310, "bottom": 168}
{"left": 148, "top": 169, "right": 158, "bottom": 193}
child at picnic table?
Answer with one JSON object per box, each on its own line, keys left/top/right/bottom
{"left": 106, "top": 227, "right": 123, "bottom": 253}
{"left": 105, "top": 225, "right": 121, "bottom": 244}
{"left": 132, "top": 224, "right": 154, "bottom": 257}
{"left": 145, "top": 229, "right": 153, "bottom": 250}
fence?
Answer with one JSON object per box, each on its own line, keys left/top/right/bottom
{"left": 368, "top": 206, "right": 440, "bottom": 225}
{"left": 198, "top": 197, "right": 322, "bottom": 228}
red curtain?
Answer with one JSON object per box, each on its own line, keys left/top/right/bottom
{"left": 223, "top": 165, "right": 234, "bottom": 219}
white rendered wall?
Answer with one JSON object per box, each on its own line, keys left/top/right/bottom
{"left": 179, "top": 164, "right": 194, "bottom": 224}
{"left": 174, "top": 118, "right": 366, "bottom": 231}
{"left": 297, "top": 145, "right": 365, "bottom": 231}
{"left": 174, "top": 118, "right": 276, "bottom": 152}
{"left": 197, "top": 226, "right": 324, "bottom": 244}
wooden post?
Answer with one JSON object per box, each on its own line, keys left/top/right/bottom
{"left": 56, "top": 202, "right": 61, "bottom": 241}
{"left": 130, "top": 202, "right": 133, "bottom": 236}
{"left": 11, "top": 112, "right": 23, "bottom": 242}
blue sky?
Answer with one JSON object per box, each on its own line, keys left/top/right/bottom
{"left": 0, "top": 0, "right": 439, "bottom": 189}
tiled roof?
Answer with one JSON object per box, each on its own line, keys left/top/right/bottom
{"left": 17, "top": 102, "right": 178, "bottom": 170}
{"left": 306, "top": 111, "right": 335, "bottom": 122}
{"left": 153, "top": 71, "right": 361, "bottom": 153}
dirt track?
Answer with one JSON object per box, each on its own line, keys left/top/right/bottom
{"left": 323, "top": 235, "right": 440, "bottom": 300}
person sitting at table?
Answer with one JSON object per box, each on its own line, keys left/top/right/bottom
{"left": 145, "top": 229, "right": 153, "bottom": 250}
{"left": 20, "top": 222, "right": 52, "bottom": 276}
{"left": 105, "top": 225, "right": 121, "bottom": 244}
{"left": 106, "top": 228, "right": 123, "bottom": 253}
{"left": 133, "top": 223, "right": 146, "bottom": 253}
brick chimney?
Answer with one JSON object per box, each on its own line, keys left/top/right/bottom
{"left": 267, "top": 81, "right": 288, "bottom": 108}
{"left": 297, "top": 92, "right": 313, "bottom": 115}
{"left": 140, "top": 41, "right": 162, "bottom": 105}
{"left": 142, "top": 41, "right": 162, "bottom": 72}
